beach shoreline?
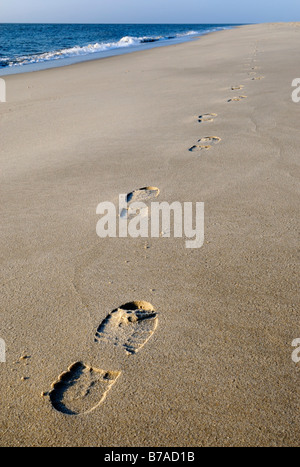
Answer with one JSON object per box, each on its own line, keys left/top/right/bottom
{"left": 0, "top": 23, "right": 300, "bottom": 447}
{"left": 0, "top": 23, "right": 237, "bottom": 77}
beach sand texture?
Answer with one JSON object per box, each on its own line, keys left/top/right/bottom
{"left": 0, "top": 23, "right": 299, "bottom": 446}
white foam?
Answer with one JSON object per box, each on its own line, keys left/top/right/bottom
{"left": 4, "top": 29, "right": 227, "bottom": 68}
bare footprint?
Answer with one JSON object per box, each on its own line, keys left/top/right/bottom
{"left": 189, "top": 136, "right": 221, "bottom": 152}
{"left": 228, "top": 95, "right": 247, "bottom": 102}
{"left": 126, "top": 186, "right": 160, "bottom": 203}
{"left": 231, "top": 85, "right": 244, "bottom": 90}
{"left": 120, "top": 186, "right": 160, "bottom": 218}
{"left": 95, "top": 301, "right": 158, "bottom": 355}
{"left": 49, "top": 362, "right": 120, "bottom": 415}
{"left": 198, "top": 113, "right": 217, "bottom": 123}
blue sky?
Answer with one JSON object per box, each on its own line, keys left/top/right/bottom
{"left": 0, "top": 0, "right": 300, "bottom": 23}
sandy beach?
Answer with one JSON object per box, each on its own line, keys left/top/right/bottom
{"left": 0, "top": 23, "right": 299, "bottom": 447}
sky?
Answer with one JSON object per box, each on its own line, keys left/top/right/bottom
{"left": 0, "top": 0, "right": 300, "bottom": 24}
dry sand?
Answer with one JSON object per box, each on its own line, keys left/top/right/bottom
{"left": 0, "top": 23, "right": 299, "bottom": 447}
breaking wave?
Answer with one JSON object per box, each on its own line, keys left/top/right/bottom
{"left": 0, "top": 29, "right": 224, "bottom": 68}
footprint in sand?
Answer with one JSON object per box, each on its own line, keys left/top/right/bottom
{"left": 198, "top": 113, "right": 217, "bottom": 123}
{"left": 95, "top": 301, "right": 158, "bottom": 355}
{"left": 120, "top": 187, "right": 160, "bottom": 219}
{"left": 48, "top": 300, "right": 157, "bottom": 415}
{"left": 189, "top": 136, "right": 221, "bottom": 152}
{"left": 48, "top": 362, "right": 120, "bottom": 415}
{"left": 231, "top": 85, "right": 244, "bottom": 90}
{"left": 126, "top": 187, "right": 160, "bottom": 203}
{"left": 228, "top": 95, "right": 247, "bottom": 102}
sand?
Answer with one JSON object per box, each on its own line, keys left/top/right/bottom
{"left": 0, "top": 23, "right": 299, "bottom": 447}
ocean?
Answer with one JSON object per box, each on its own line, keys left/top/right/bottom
{"left": 0, "top": 23, "right": 238, "bottom": 75}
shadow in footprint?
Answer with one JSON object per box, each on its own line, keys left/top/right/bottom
{"left": 49, "top": 362, "right": 120, "bottom": 415}
{"left": 95, "top": 301, "right": 158, "bottom": 355}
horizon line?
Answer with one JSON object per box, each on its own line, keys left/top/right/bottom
{"left": 0, "top": 22, "right": 253, "bottom": 25}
